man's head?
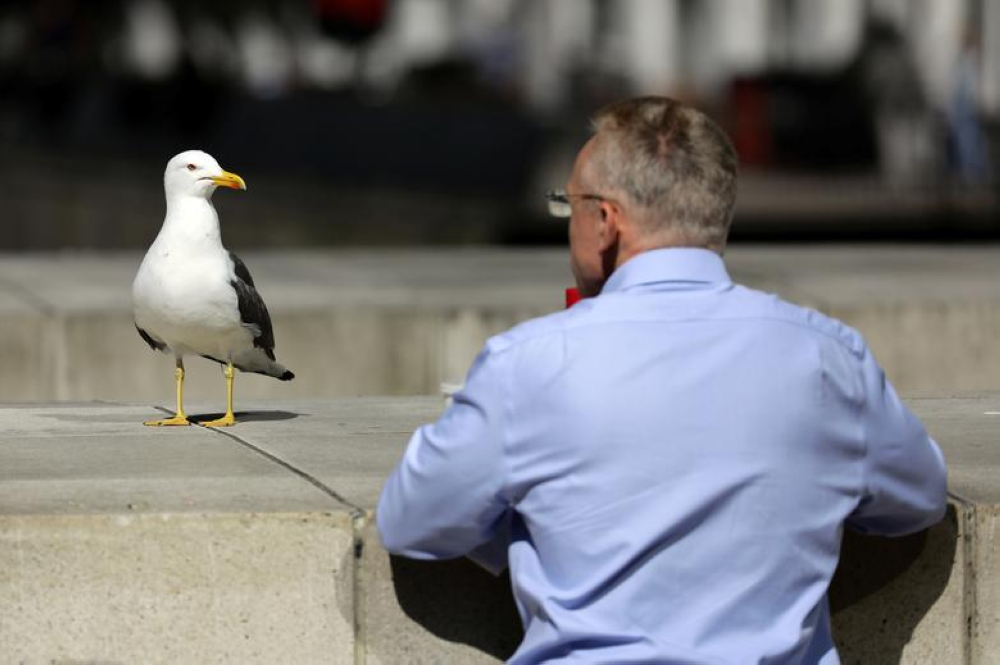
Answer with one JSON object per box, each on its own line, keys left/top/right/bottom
{"left": 563, "top": 96, "right": 738, "bottom": 296}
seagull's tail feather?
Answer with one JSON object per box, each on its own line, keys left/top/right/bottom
{"left": 225, "top": 349, "right": 295, "bottom": 382}
{"left": 242, "top": 360, "right": 294, "bottom": 381}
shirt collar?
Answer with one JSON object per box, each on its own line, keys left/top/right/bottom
{"left": 600, "top": 247, "right": 732, "bottom": 295}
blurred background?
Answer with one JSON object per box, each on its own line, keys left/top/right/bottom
{"left": 0, "top": 0, "right": 997, "bottom": 250}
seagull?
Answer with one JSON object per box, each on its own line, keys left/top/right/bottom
{"left": 132, "top": 150, "right": 294, "bottom": 427}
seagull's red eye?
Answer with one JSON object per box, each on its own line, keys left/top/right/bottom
{"left": 186, "top": 164, "right": 197, "bottom": 171}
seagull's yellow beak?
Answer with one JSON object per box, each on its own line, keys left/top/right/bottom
{"left": 211, "top": 171, "right": 247, "bottom": 191}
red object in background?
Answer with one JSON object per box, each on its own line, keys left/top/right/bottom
{"left": 730, "top": 78, "right": 773, "bottom": 167}
{"left": 313, "top": 0, "right": 388, "bottom": 44}
{"left": 565, "top": 288, "right": 582, "bottom": 308}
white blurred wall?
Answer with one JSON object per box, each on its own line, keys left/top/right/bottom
{"left": 102, "top": 0, "right": 995, "bottom": 119}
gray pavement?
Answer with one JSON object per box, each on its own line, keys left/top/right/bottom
{"left": 2, "top": 394, "right": 997, "bottom": 515}
{"left": 907, "top": 394, "right": 1000, "bottom": 504}
{"left": 0, "top": 398, "right": 442, "bottom": 516}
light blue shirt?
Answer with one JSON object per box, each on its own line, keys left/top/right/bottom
{"left": 377, "top": 248, "right": 947, "bottom": 664}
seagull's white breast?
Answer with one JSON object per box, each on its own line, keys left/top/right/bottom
{"left": 133, "top": 225, "right": 249, "bottom": 359}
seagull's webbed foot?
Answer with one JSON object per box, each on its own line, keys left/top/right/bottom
{"left": 143, "top": 414, "right": 191, "bottom": 427}
{"left": 199, "top": 412, "right": 236, "bottom": 428}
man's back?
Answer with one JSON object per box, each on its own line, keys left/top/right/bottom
{"left": 378, "top": 248, "right": 946, "bottom": 664}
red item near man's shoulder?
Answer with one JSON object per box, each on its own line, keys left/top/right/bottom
{"left": 565, "top": 288, "right": 582, "bottom": 308}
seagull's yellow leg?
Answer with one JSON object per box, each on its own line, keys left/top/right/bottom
{"left": 144, "top": 363, "right": 191, "bottom": 426}
{"left": 201, "top": 361, "right": 236, "bottom": 427}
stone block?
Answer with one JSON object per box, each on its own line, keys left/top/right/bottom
{"left": 971, "top": 504, "right": 1000, "bottom": 664}
{"left": 62, "top": 308, "right": 447, "bottom": 402}
{"left": 356, "top": 516, "right": 522, "bottom": 664}
{"left": 265, "top": 308, "right": 446, "bottom": 398}
{"left": 825, "top": 302, "right": 1000, "bottom": 393}
{"left": 0, "top": 512, "right": 356, "bottom": 664}
{"left": 53, "top": 306, "right": 548, "bottom": 403}
{"left": 0, "top": 308, "right": 52, "bottom": 402}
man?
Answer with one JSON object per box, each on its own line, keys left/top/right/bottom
{"left": 377, "top": 97, "right": 947, "bottom": 664}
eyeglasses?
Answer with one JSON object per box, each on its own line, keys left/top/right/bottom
{"left": 545, "top": 189, "right": 609, "bottom": 218}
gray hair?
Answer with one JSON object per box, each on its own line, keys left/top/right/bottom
{"left": 587, "top": 97, "right": 739, "bottom": 251}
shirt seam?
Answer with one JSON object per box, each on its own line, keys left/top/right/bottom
{"left": 604, "top": 278, "right": 732, "bottom": 294}
{"left": 497, "top": 342, "right": 515, "bottom": 506}
{"left": 492, "top": 312, "right": 862, "bottom": 359}
{"left": 857, "top": 350, "right": 873, "bottom": 509}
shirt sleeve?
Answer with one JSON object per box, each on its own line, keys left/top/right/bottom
{"left": 848, "top": 346, "right": 948, "bottom": 536}
{"left": 376, "top": 345, "right": 511, "bottom": 571}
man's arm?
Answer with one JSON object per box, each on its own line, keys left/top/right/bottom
{"left": 376, "top": 345, "right": 511, "bottom": 572}
{"left": 848, "top": 347, "right": 948, "bottom": 536}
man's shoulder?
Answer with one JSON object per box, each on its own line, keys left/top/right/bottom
{"left": 484, "top": 306, "right": 578, "bottom": 356}
{"left": 732, "top": 285, "right": 866, "bottom": 357}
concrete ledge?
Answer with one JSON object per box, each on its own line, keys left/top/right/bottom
{"left": 2, "top": 247, "right": 1000, "bottom": 402}
{"left": 1, "top": 395, "right": 999, "bottom": 663}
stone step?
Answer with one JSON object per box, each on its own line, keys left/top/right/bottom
{"left": 1, "top": 247, "right": 999, "bottom": 404}
{"left": 1, "top": 395, "right": 998, "bottom": 662}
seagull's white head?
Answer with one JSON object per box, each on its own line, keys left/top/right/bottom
{"left": 164, "top": 149, "right": 247, "bottom": 201}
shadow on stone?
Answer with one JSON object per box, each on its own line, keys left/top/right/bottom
{"left": 386, "top": 507, "right": 958, "bottom": 663}
{"left": 390, "top": 555, "right": 523, "bottom": 660}
{"left": 831, "top": 505, "right": 960, "bottom": 663}
{"left": 192, "top": 410, "right": 301, "bottom": 423}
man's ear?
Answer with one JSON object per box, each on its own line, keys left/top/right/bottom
{"left": 597, "top": 200, "right": 621, "bottom": 252}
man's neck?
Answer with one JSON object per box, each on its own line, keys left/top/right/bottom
{"left": 613, "top": 236, "right": 720, "bottom": 272}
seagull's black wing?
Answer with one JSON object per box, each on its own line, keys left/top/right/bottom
{"left": 135, "top": 324, "right": 166, "bottom": 352}
{"left": 229, "top": 251, "right": 277, "bottom": 359}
